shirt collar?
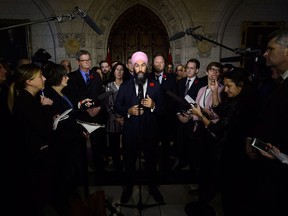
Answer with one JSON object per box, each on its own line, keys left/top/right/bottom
{"left": 281, "top": 70, "right": 288, "bottom": 80}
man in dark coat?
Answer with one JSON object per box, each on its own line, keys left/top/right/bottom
{"left": 63, "top": 50, "right": 107, "bottom": 176}
{"left": 149, "top": 54, "right": 178, "bottom": 170}
{"left": 247, "top": 28, "right": 288, "bottom": 216}
{"left": 175, "top": 58, "right": 205, "bottom": 173}
{"left": 114, "top": 51, "right": 165, "bottom": 204}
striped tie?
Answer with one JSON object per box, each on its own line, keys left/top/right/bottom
{"left": 184, "top": 79, "right": 191, "bottom": 95}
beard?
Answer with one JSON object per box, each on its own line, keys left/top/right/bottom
{"left": 134, "top": 71, "right": 147, "bottom": 85}
{"left": 153, "top": 65, "right": 164, "bottom": 73}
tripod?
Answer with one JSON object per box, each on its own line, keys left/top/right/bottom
{"left": 115, "top": 161, "right": 165, "bottom": 216}
{"left": 115, "top": 81, "right": 165, "bottom": 216}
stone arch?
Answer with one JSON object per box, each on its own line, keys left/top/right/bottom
{"left": 108, "top": 4, "right": 171, "bottom": 64}
{"left": 217, "top": 0, "right": 244, "bottom": 58}
{"left": 31, "top": 0, "right": 60, "bottom": 61}
{"left": 85, "top": 0, "right": 194, "bottom": 64}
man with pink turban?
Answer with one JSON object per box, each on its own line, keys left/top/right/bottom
{"left": 114, "top": 51, "right": 165, "bottom": 204}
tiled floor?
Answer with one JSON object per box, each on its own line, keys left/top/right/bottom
{"left": 44, "top": 161, "right": 223, "bottom": 216}
{"left": 44, "top": 183, "right": 223, "bottom": 216}
{"left": 88, "top": 184, "right": 223, "bottom": 216}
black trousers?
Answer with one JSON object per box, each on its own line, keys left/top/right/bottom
{"left": 90, "top": 127, "right": 108, "bottom": 173}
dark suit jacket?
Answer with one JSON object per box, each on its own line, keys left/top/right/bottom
{"left": 13, "top": 90, "right": 52, "bottom": 160}
{"left": 177, "top": 76, "right": 205, "bottom": 112}
{"left": 148, "top": 72, "right": 177, "bottom": 114}
{"left": 12, "top": 89, "right": 53, "bottom": 216}
{"left": 114, "top": 78, "right": 164, "bottom": 147}
{"left": 254, "top": 78, "right": 288, "bottom": 154}
{"left": 63, "top": 69, "right": 106, "bottom": 124}
{"left": 250, "top": 77, "right": 288, "bottom": 216}
{"left": 44, "top": 87, "right": 84, "bottom": 142}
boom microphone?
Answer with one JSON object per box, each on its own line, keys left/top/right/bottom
{"left": 54, "top": 14, "right": 75, "bottom": 23}
{"left": 166, "top": 90, "right": 191, "bottom": 110}
{"left": 74, "top": 6, "right": 103, "bottom": 35}
{"left": 169, "top": 31, "right": 186, "bottom": 41}
{"left": 187, "top": 25, "right": 202, "bottom": 32}
{"left": 234, "top": 47, "right": 261, "bottom": 55}
{"left": 169, "top": 26, "right": 202, "bottom": 41}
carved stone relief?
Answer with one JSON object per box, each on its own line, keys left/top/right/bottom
{"left": 58, "top": 33, "right": 86, "bottom": 57}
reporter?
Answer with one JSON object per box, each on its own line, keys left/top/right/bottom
{"left": 191, "top": 67, "right": 260, "bottom": 216}
{"left": 43, "top": 63, "right": 87, "bottom": 214}
{"left": 8, "top": 64, "right": 54, "bottom": 216}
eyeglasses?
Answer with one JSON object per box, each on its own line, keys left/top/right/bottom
{"left": 209, "top": 67, "right": 220, "bottom": 73}
{"left": 78, "top": 59, "right": 92, "bottom": 63}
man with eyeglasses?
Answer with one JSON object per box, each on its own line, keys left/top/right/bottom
{"left": 191, "top": 62, "right": 224, "bottom": 207}
{"left": 63, "top": 50, "right": 108, "bottom": 180}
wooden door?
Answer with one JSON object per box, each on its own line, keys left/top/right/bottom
{"left": 108, "top": 4, "right": 169, "bottom": 65}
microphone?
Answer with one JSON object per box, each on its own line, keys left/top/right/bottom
{"left": 54, "top": 14, "right": 75, "bottom": 23}
{"left": 166, "top": 90, "right": 191, "bottom": 110}
{"left": 234, "top": 47, "right": 261, "bottom": 55}
{"left": 136, "top": 72, "right": 145, "bottom": 107}
{"left": 138, "top": 83, "right": 144, "bottom": 107}
{"left": 169, "top": 31, "right": 186, "bottom": 41}
{"left": 186, "top": 25, "right": 202, "bottom": 34}
{"left": 74, "top": 6, "right": 103, "bottom": 35}
{"left": 169, "top": 26, "right": 202, "bottom": 41}
{"left": 97, "top": 91, "right": 114, "bottom": 101}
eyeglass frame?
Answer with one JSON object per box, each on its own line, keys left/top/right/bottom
{"left": 78, "top": 59, "right": 92, "bottom": 63}
{"left": 209, "top": 67, "right": 221, "bottom": 73}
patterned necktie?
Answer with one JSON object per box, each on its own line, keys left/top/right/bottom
{"left": 184, "top": 79, "right": 191, "bottom": 95}
{"left": 85, "top": 73, "right": 90, "bottom": 85}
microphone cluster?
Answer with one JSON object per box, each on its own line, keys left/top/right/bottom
{"left": 53, "top": 6, "right": 103, "bottom": 35}
{"left": 0, "top": 6, "right": 102, "bottom": 33}
{"left": 54, "top": 14, "right": 75, "bottom": 23}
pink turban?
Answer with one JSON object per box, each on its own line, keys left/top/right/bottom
{"left": 131, "top": 51, "right": 148, "bottom": 66}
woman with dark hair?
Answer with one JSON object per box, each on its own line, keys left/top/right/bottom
{"left": 42, "top": 63, "right": 87, "bottom": 215}
{"left": 105, "top": 62, "right": 127, "bottom": 172}
{"left": 8, "top": 63, "right": 53, "bottom": 216}
{"left": 191, "top": 67, "right": 260, "bottom": 216}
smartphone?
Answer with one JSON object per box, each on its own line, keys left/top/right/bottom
{"left": 184, "top": 95, "right": 197, "bottom": 107}
{"left": 251, "top": 138, "right": 271, "bottom": 153}
{"left": 185, "top": 95, "right": 196, "bottom": 104}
